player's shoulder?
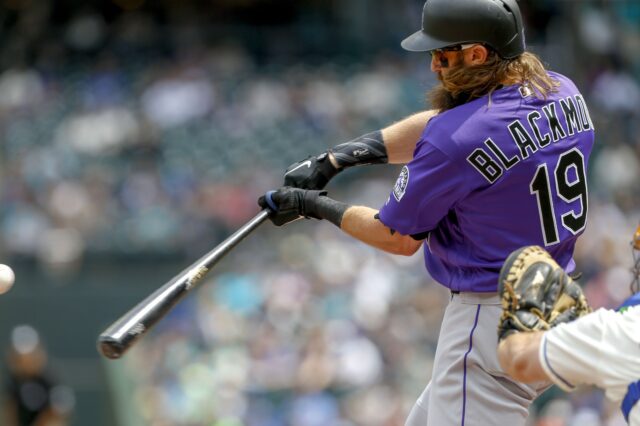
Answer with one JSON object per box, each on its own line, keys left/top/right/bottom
{"left": 412, "top": 132, "right": 453, "bottom": 164}
{"left": 547, "top": 71, "right": 582, "bottom": 94}
{"left": 424, "top": 101, "right": 484, "bottom": 139}
{"left": 422, "top": 98, "right": 496, "bottom": 153}
{"left": 547, "top": 70, "right": 570, "bottom": 82}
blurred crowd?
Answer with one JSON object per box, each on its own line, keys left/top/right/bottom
{"left": 1, "top": 0, "right": 640, "bottom": 425}
{"left": 0, "top": 34, "right": 422, "bottom": 275}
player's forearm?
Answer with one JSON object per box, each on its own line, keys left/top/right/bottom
{"left": 498, "top": 332, "right": 548, "bottom": 383}
{"left": 284, "top": 110, "right": 437, "bottom": 190}
{"left": 382, "top": 110, "right": 438, "bottom": 164}
{"left": 340, "top": 205, "right": 423, "bottom": 256}
{"left": 260, "top": 190, "right": 423, "bottom": 256}
{"left": 327, "top": 109, "right": 438, "bottom": 168}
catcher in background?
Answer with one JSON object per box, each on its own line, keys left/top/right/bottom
{"left": 497, "top": 245, "right": 640, "bottom": 425}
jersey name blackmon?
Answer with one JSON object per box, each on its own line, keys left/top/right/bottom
{"left": 467, "top": 95, "right": 594, "bottom": 183}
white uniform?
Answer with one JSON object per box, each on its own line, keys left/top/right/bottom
{"left": 539, "top": 305, "right": 640, "bottom": 424}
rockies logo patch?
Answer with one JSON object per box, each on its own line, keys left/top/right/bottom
{"left": 393, "top": 166, "right": 409, "bottom": 201}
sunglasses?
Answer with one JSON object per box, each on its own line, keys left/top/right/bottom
{"left": 429, "top": 43, "right": 477, "bottom": 58}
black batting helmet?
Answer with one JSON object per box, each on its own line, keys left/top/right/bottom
{"left": 401, "top": 0, "right": 526, "bottom": 59}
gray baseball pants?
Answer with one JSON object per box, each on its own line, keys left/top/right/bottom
{"left": 405, "top": 291, "right": 549, "bottom": 426}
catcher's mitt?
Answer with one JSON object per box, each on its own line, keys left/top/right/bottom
{"left": 498, "top": 245, "right": 591, "bottom": 341}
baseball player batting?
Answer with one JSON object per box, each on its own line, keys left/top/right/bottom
{"left": 497, "top": 243, "right": 640, "bottom": 425}
{"left": 259, "top": 0, "right": 595, "bottom": 425}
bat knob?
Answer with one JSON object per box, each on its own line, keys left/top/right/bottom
{"left": 264, "top": 190, "right": 279, "bottom": 212}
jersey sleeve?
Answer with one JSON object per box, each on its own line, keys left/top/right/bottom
{"left": 377, "top": 140, "right": 471, "bottom": 236}
{"left": 542, "top": 307, "right": 640, "bottom": 399}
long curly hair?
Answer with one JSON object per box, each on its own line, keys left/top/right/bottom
{"left": 429, "top": 51, "right": 560, "bottom": 111}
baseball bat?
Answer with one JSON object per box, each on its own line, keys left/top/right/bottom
{"left": 97, "top": 209, "right": 271, "bottom": 359}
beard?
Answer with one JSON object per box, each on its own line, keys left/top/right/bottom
{"left": 427, "top": 55, "right": 482, "bottom": 111}
{"left": 428, "top": 82, "right": 471, "bottom": 111}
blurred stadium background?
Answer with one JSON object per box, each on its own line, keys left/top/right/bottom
{"left": 0, "top": 0, "right": 639, "bottom": 425}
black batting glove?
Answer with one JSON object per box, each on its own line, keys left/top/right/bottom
{"left": 283, "top": 152, "right": 341, "bottom": 190}
{"left": 258, "top": 187, "right": 328, "bottom": 226}
{"left": 284, "top": 131, "right": 387, "bottom": 189}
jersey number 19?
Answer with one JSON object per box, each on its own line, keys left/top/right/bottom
{"left": 530, "top": 147, "right": 588, "bottom": 246}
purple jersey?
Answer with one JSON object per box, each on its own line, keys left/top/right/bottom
{"left": 378, "top": 72, "right": 595, "bottom": 292}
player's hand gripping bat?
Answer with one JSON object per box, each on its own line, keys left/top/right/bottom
{"left": 97, "top": 209, "right": 271, "bottom": 359}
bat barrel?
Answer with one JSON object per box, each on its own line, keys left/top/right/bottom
{"left": 98, "top": 275, "right": 191, "bottom": 358}
{"left": 97, "top": 209, "right": 271, "bottom": 359}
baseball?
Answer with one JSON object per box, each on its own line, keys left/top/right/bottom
{"left": 0, "top": 264, "right": 15, "bottom": 294}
